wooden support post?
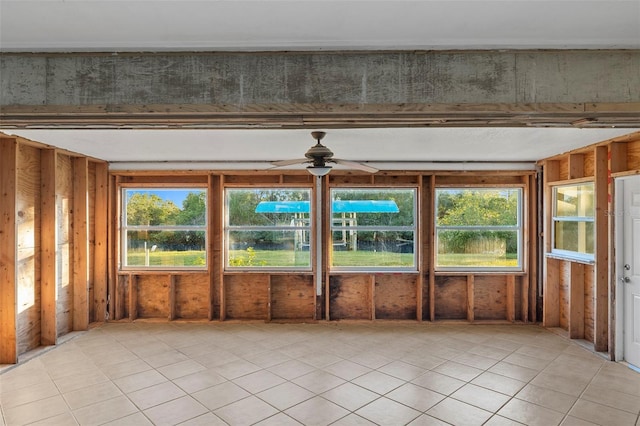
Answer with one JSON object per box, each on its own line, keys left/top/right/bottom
{"left": 429, "top": 175, "right": 436, "bottom": 321}
{"left": 568, "top": 154, "right": 585, "bottom": 179}
{"left": 40, "top": 149, "right": 57, "bottom": 345}
{"left": 73, "top": 157, "right": 89, "bottom": 330}
{"left": 129, "top": 274, "right": 137, "bottom": 321}
{"left": 467, "top": 275, "right": 474, "bottom": 322}
{"left": 93, "top": 162, "right": 108, "bottom": 322}
{"left": 267, "top": 276, "right": 272, "bottom": 322}
{"left": 0, "top": 137, "right": 18, "bottom": 363}
{"left": 527, "top": 173, "right": 537, "bottom": 323}
{"left": 209, "top": 174, "right": 221, "bottom": 321}
{"left": 371, "top": 275, "right": 376, "bottom": 320}
{"left": 169, "top": 275, "right": 176, "bottom": 320}
{"left": 594, "top": 146, "right": 609, "bottom": 351}
{"left": 542, "top": 160, "right": 560, "bottom": 327}
{"left": 507, "top": 275, "right": 516, "bottom": 322}
{"left": 107, "top": 175, "right": 119, "bottom": 321}
{"left": 569, "top": 262, "right": 585, "bottom": 339}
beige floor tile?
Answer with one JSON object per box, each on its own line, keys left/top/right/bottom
{"left": 157, "top": 359, "right": 206, "bottom": 380}
{"left": 483, "top": 414, "right": 526, "bottom": 425}
{"left": 411, "top": 370, "right": 466, "bottom": 395}
{"left": 488, "top": 360, "right": 539, "bottom": 382}
{"left": 256, "top": 381, "right": 315, "bottom": 410}
{"left": 497, "top": 398, "right": 564, "bottom": 426}
{"left": 0, "top": 379, "right": 59, "bottom": 409}
{"left": 427, "top": 397, "right": 493, "bottom": 426}
{"left": 172, "top": 368, "right": 227, "bottom": 393}
{"left": 62, "top": 380, "right": 123, "bottom": 410}
{"left": 471, "top": 371, "right": 526, "bottom": 396}
{"left": 453, "top": 352, "right": 500, "bottom": 370}
{"left": 322, "top": 382, "right": 380, "bottom": 411}
{"left": 451, "top": 383, "right": 511, "bottom": 412}
{"left": 323, "top": 359, "right": 371, "bottom": 381}
{"left": 102, "top": 411, "right": 155, "bottom": 426}
{"left": 467, "top": 344, "right": 513, "bottom": 361}
{"left": 355, "top": 396, "right": 421, "bottom": 425}
{"left": 254, "top": 412, "right": 304, "bottom": 425}
{"left": 581, "top": 383, "right": 640, "bottom": 414}
{"left": 72, "top": 395, "right": 139, "bottom": 425}
{"left": 143, "top": 395, "right": 208, "bottom": 426}
{"left": 302, "top": 351, "right": 343, "bottom": 368}
{"left": 407, "top": 413, "right": 451, "bottom": 425}
{"left": 233, "top": 369, "right": 287, "bottom": 393}
{"left": 386, "top": 383, "right": 445, "bottom": 412}
{"left": 127, "top": 380, "right": 186, "bottom": 410}
{"left": 349, "top": 351, "right": 393, "bottom": 369}
{"left": 178, "top": 412, "right": 228, "bottom": 425}
{"left": 243, "top": 350, "right": 292, "bottom": 368}
{"left": 28, "top": 411, "right": 78, "bottom": 425}
{"left": 53, "top": 369, "right": 111, "bottom": 394}
{"left": 352, "top": 370, "right": 406, "bottom": 395}
{"left": 113, "top": 369, "right": 167, "bottom": 394}
{"left": 569, "top": 399, "right": 638, "bottom": 426}
{"left": 502, "top": 352, "right": 552, "bottom": 371}
{"left": 267, "top": 359, "right": 316, "bottom": 380}
{"left": 331, "top": 413, "right": 377, "bottom": 425}
{"left": 292, "top": 369, "right": 346, "bottom": 394}
{"left": 432, "top": 360, "right": 484, "bottom": 382}
{"left": 142, "top": 349, "right": 190, "bottom": 368}
{"left": 215, "top": 395, "right": 279, "bottom": 425}
{"left": 530, "top": 371, "right": 589, "bottom": 397}
{"left": 4, "top": 395, "right": 69, "bottom": 425}
{"left": 285, "top": 396, "right": 350, "bottom": 426}
{"left": 400, "top": 351, "right": 447, "bottom": 370}
{"left": 99, "top": 358, "right": 152, "bottom": 380}
{"left": 192, "top": 381, "right": 250, "bottom": 410}
{"left": 515, "top": 383, "right": 577, "bottom": 414}
{"left": 378, "top": 360, "right": 427, "bottom": 381}
{"left": 560, "top": 416, "right": 600, "bottom": 426}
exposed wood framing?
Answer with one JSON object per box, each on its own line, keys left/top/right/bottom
{"left": 169, "top": 275, "right": 176, "bottom": 320}
{"left": 569, "top": 262, "right": 585, "bottom": 339}
{"left": 93, "top": 162, "right": 108, "bottom": 322}
{"left": 40, "top": 149, "right": 57, "bottom": 346}
{"left": 72, "top": 157, "right": 89, "bottom": 330}
{"left": 594, "top": 146, "right": 609, "bottom": 351}
{"left": 467, "top": 275, "right": 475, "bottom": 322}
{"left": 507, "top": 275, "right": 516, "bottom": 323}
{"left": 0, "top": 137, "right": 18, "bottom": 364}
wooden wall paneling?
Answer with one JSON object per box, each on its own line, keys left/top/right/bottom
{"left": 107, "top": 175, "right": 120, "bottom": 321}
{"left": 434, "top": 276, "right": 467, "bottom": 320}
{"left": 88, "top": 163, "right": 95, "bottom": 323}
{"left": 584, "top": 264, "right": 595, "bottom": 343}
{"left": 116, "top": 274, "right": 127, "bottom": 320}
{"left": 583, "top": 151, "right": 595, "bottom": 178}
{"left": 594, "top": 146, "right": 609, "bottom": 352}
{"left": 0, "top": 137, "right": 18, "bottom": 363}
{"left": 40, "top": 149, "right": 57, "bottom": 345}
{"left": 270, "top": 275, "right": 315, "bottom": 320}
{"left": 370, "top": 276, "right": 376, "bottom": 320}
{"left": 322, "top": 175, "right": 330, "bottom": 321}
{"left": 329, "top": 275, "right": 372, "bottom": 320}
{"left": 16, "top": 143, "right": 42, "bottom": 355}
{"left": 93, "top": 162, "right": 108, "bottom": 322}
{"left": 506, "top": 275, "right": 516, "bottom": 322}
{"left": 137, "top": 275, "right": 170, "bottom": 319}
{"left": 542, "top": 160, "right": 560, "bottom": 327}
{"left": 224, "top": 274, "right": 269, "bottom": 320}
{"left": 609, "top": 142, "right": 628, "bottom": 174}
{"left": 169, "top": 275, "right": 177, "bottom": 320}
{"left": 72, "top": 157, "right": 89, "bottom": 330}
{"left": 559, "top": 260, "right": 571, "bottom": 330}
{"left": 467, "top": 275, "right": 475, "bottom": 322}
{"left": 175, "top": 274, "right": 210, "bottom": 319}
{"left": 473, "top": 276, "right": 507, "bottom": 321}
{"left": 129, "top": 274, "right": 137, "bottom": 321}
{"left": 626, "top": 140, "right": 640, "bottom": 171}
{"left": 209, "top": 174, "right": 222, "bottom": 320}
{"left": 374, "top": 274, "right": 418, "bottom": 320}
{"left": 568, "top": 154, "right": 585, "bottom": 179}
{"left": 428, "top": 175, "right": 436, "bottom": 321}
{"left": 569, "top": 262, "right": 585, "bottom": 339}
{"left": 527, "top": 173, "right": 537, "bottom": 323}
{"left": 56, "top": 154, "right": 74, "bottom": 337}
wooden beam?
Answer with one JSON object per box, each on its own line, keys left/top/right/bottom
{"left": 467, "top": 275, "right": 475, "bottom": 322}
{"left": 542, "top": 160, "right": 560, "bottom": 327}
{"left": 128, "top": 274, "right": 137, "bottom": 321}
{"left": 544, "top": 258, "right": 561, "bottom": 327}
{"left": 93, "top": 162, "right": 108, "bottom": 322}
{"left": 169, "top": 275, "right": 176, "bottom": 321}
{"left": 609, "top": 142, "right": 628, "bottom": 174}
{"left": 429, "top": 175, "right": 436, "bottom": 321}
{"left": 569, "top": 262, "right": 585, "bottom": 339}
{"left": 208, "top": 174, "right": 220, "bottom": 321}
{"left": 72, "top": 157, "right": 89, "bottom": 330}
{"left": 40, "top": 149, "right": 57, "bottom": 346}
{"left": 568, "top": 154, "right": 585, "bottom": 179}
{"left": 0, "top": 137, "right": 18, "bottom": 364}
{"left": 107, "top": 175, "right": 119, "bottom": 321}
{"left": 371, "top": 276, "right": 376, "bottom": 320}
{"left": 506, "top": 275, "right": 516, "bottom": 323}
{"left": 527, "top": 173, "right": 537, "bottom": 323}
{"left": 594, "top": 146, "right": 609, "bottom": 351}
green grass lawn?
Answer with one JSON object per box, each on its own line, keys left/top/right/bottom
{"left": 437, "top": 253, "right": 518, "bottom": 267}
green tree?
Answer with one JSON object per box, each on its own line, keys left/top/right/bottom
{"left": 126, "top": 193, "right": 179, "bottom": 226}
{"left": 176, "top": 191, "right": 206, "bottom": 225}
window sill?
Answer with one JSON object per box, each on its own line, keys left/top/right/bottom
{"left": 545, "top": 252, "right": 595, "bottom": 265}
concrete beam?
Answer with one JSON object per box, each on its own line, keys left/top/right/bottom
{"left": 1, "top": 50, "right": 639, "bottom": 128}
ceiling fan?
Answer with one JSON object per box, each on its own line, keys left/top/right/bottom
{"left": 271, "top": 131, "right": 378, "bottom": 176}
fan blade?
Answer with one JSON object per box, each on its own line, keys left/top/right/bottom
{"left": 333, "top": 159, "right": 378, "bottom": 173}
{"left": 271, "top": 158, "right": 309, "bottom": 167}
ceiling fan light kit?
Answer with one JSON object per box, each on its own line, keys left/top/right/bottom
{"left": 272, "top": 131, "right": 379, "bottom": 175}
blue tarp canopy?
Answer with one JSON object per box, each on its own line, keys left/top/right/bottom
{"left": 255, "top": 200, "right": 399, "bottom": 213}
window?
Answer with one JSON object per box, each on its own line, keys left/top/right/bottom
{"left": 225, "top": 188, "right": 312, "bottom": 269}
{"left": 121, "top": 188, "right": 207, "bottom": 269}
{"left": 330, "top": 188, "right": 417, "bottom": 270}
{"left": 552, "top": 183, "right": 594, "bottom": 260}
{"left": 435, "top": 188, "right": 522, "bottom": 270}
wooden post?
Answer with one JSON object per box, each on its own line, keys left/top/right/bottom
{"left": 467, "top": 275, "right": 474, "bottom": 322}
{"left": 107, "top": 175, "right": 119, "bottom": 321}
{"left": 429, "top": 175, "right": 436, "bottom": 321}
{"left": 40, "top": 149, "right": 57, "bottom": 345}
{"left": 0, "top": 137, "right": 18, "bottom": 363}
{"left": 542, "top": 160, "right": 560, "bottom": 327}
{"left": 169, "top": 275, "right": 176, "bottom": 320}
{"left": 594, "top": 146, "right": 609, "bottom": 351}
{"left": 128, "top": 274, "right": 137, "bottom": 321}
{"left": 506, "top": 275, "right": 516, "bottom": 322}
{"left": 371, "top": 275, "right": 376, "bottom": 320}
{"left": 73, "top": 157, "right": 89, "bottom": 330}
{"left": 93, "top": 162, "right": 108, "bottom": 322}
{"left": 569, "top": 262, "right": 585, "bottom": 339}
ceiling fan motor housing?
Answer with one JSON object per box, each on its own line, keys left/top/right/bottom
{"left": 305, "top": 131, "right": 334, "bottom": 166}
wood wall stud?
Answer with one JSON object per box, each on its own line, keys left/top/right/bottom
{"left": 73, "top": 157, "right": 90, "bottom": 330}
{"left": 40, "top": 149, "right": 57, "bottom": 346}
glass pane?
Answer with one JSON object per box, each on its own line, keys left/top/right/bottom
{"left": 124, "top": 189, "right": 206, "bottom": 226}
{"left": 227, "top": 189, "right": 311, "bottom": 226}
{"left": 436, "top": 188, "right": 520, "bottom": 226}
{"left": 331, "top": 231, "right": 415, "bottom": 268}
{"left": 331, "top": 189, "right": 415, "bottom": 226}
{"left": 554, "top": 221, "right": 594, "bottom": 254}
{"left": 436, "top": 230, "right": 519, "bottom": 268}
{"left": 227, "top": 230, "right": 311, "bottom": 267}
{"left": 554, "top": 184, "right": 594, "bottom": 218}
{"left": 125, "top": 230, "right": 206, "bottom": 267}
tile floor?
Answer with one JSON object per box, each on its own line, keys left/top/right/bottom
{"left": 1, "top": 322, "right": 639, "bottom": 426}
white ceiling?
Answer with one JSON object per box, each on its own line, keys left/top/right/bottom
{"left": 1, "top": 1, "right": 639, "bottom": 169}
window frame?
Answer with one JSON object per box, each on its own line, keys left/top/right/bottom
{"left": 434, "top": 186, "right": 524, "bottom": 272}
{"left": 551, "top": 182, "right": 595, "bottom": 262}
{"left": 120, "top": 185, "right": 208, "bottom": 271}
{"left": 224, "top": 186, "right": 314, "bottom": 271}
{"left": 329, "top": 186, "right": 418, "bottom": 272}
